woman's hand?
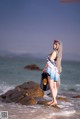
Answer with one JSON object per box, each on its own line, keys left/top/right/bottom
{"left": 42, "top": 63, "right": 48, "bottom": 72}
{"left": 42, "top": 68, "right": 46, "bottom": 73}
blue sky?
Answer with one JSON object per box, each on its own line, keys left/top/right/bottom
{"left": 0, "top": 0, "right": 80, "bottom": 56}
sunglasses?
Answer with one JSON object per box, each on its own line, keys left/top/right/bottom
{"left": 53, "top": 40, "right": 60, "bottom": 44}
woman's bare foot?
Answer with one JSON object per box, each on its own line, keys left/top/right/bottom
{"left": 50, "top": 101, "right": 57, "bottom": 106}
{"left": 47, "top": 100, "right": 53, "bottom": 105}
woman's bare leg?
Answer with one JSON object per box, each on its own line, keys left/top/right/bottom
{"left": 56, "top": 78, "right": 60, "bottom": 97}
{"left": 48, "top": 77, "right": 57, "bottom": 105}
{"left": 56, "top": 78, "right": 60, "bottom": 89}
{"left": 47, "top": 76, "right": 53, "bottom": 104}
{"left": 50, "top": 81, "right": 57, "bottom": 105}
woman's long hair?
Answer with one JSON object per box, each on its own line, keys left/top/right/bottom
{"left": 55, "top": 41, "right": 62, "bottom": 73}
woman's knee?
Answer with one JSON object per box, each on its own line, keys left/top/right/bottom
{"left": 57, "top": 79, "right": 60, "bottom": 88}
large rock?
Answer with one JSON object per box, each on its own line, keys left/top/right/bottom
{"left": 0, "top": 81, "right": 44, "bottom": 105}
{"left": 72, "top": 95, "right": 80, "bottom": 98}
{"left": 24, "top": 64, "right": 42, "bottom": 71}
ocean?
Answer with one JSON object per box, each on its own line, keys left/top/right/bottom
{"left": 0, "top": 56, "right": 80, "bottom": 119}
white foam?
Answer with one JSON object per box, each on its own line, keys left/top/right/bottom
{"left": 75, "top": 84, "right": 80, "bottom": 92}
{"left": 0, "top": 82, "right": 15, "bottom": 95}
{"left": 75, "top": 84, "right": 80, "bottom": 86}
{"left": 48, "top": 109, "right": 76, "bottom": 118}
{"left": 61, "top": 101, "right": 73, "bottom": 106}
{"left": 61, "top": 84, "right": 80, "bottom": 92}
{"left": 26, "top": 105, "right": 41, "bottom": 109}
{"left": 54, "top": 110, "right": 76, "bottom": 116}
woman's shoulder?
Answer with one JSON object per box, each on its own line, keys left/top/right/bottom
{"left": 48, "top": 50, "right": 57, "bottom": 58}
{"left": 52, "top": 50, "right": 57, "bottom": 55}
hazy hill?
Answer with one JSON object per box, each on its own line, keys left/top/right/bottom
{"left": 0, "top": 51, "right": 80, "bottom": 61}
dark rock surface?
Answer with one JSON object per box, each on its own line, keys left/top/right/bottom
{"left": 72, "top": 95, "right": 80, "bottom": 98}
{"left": 24, "top": 64, "right": 42, "bottom": 71}
{"left": 0, "top": 81, "right": 44, "bottom": 105}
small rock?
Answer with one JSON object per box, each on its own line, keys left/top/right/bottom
{"left": 24, "top": 64, "right": 42, "bottom": 71}
{"left": 57, "top": 96, "right": 69, "bottom": 102}
{"left": 72, "top": 95, "right": 80, "bottom": 98}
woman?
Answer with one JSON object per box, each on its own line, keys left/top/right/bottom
{"left": 43, "top": 40, "right": 62, "bottom": 106}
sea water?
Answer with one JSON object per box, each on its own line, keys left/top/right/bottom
{"left": 0, "top": 56, "right": 80, "bottom": 119}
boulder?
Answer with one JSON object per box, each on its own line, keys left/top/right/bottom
{"left": 0, "top": 81, "right": 44, "bottom": 105}
{"left": 24, "top": 64, "right": 42, "bottom": 71}
{"left": 72, "top": 95, "right": 80, "bottom": 98}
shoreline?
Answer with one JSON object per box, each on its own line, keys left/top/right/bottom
{"left": 0, "top": 101, "right": 79, "bottom": 119}
{"left": 0, "top": 91, "right": 80, "bottom": 119}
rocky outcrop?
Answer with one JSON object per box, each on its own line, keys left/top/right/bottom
{"left": 24, "top": 64, "right": 42, "bottom": 71}
{"left": 72, "top": 95, "right": 80, "bottom": 98}
{"left": 0, "top": 81, "right": 44, "bottom": 105}
{"left": 0, "top": 81, "right": 79, "bottom": 108}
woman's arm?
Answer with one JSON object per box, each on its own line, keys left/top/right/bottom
{"left": 42, "top": 63, "right": 48, "bottom": 72}
{"left": 50, "top": 51, "right": 56, "bottom": 61}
